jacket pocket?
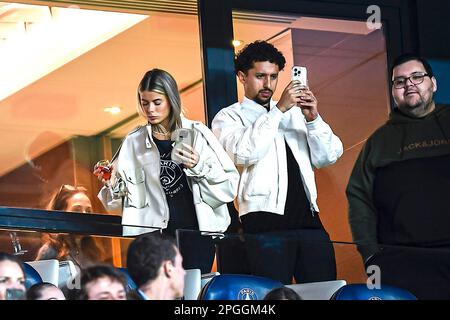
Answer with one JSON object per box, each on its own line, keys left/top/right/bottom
{"left": 122, "top": 167, "right": 148, "bottom": 209}
{"left": 242, "top": 164, "right": 271, "bottom": 199}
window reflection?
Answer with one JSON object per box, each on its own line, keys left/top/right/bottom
{"left": 0, "top": 3, "right": 205, "bottom": 214}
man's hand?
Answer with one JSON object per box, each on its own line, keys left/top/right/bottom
{"left": 276, "top": 81, "right": 303, "bottom": 113}
{"left": 298, "top": 88, "right": 319, "bottom": 122}
{"left": 276, "top": 82, "right": 319, "bottom": 121}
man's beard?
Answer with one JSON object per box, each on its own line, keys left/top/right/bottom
{"left": 253, "top": 90, "right": 273, "bottom": 107}
{"left": 398, "top": 94, "right": 434, "bottom": 118}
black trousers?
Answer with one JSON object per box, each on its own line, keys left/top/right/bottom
{"left": 173, "top": 229, "right": 216, "bottom": 274}
{"left": 241, "top": 211, "right": 337, "bottom": 284}
{"left": 366, "top": 246, "right": 450, "bottom": 300}
{"left": 242, "top": 229, "right": 336, "bottom": 284}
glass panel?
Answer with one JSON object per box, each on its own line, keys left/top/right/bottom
{"left": 2, "top": 226, "right": 446, "bottom": 299}
{"left": 0, "top": 2, "right": 205, "bottom": 220}
{"left": 179, "top": 229, "right": 450, "bottom": 300}
{"left": 177, "top": 229, "right": 367, "bottom": 285}
{"left": 232, "top": 10, "right": 389, "bottom": 284}
{"left": 0, "top": 227, "right": 145, "bottom": 268}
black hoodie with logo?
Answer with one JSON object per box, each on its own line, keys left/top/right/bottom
{"left": 346, "top": 104, "right": 450, "bottom": 261}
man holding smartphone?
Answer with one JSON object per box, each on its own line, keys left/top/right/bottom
{"left": 212, "top": 40, "right": 343, "bottom": 284}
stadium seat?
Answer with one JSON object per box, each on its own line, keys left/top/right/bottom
{"left": 23, "top": 263, "right": 43, "bottom": 289}
{"left": 199, "top": 274, "right": 283, "bottom": 300}
{"left": 183, "top": 269, "right": 201, "bottom": 300}
{"left": 201, "top": 272, "right": 219, "bottom": 289}
{"left": 58, "top": 260, "right": 79, "bottom": 288}
{"left": 286, "top": 280, "right": 347, "bottom": 300}
{"left": 117, "top": 268, "right": 138, "bottom": 291}
{"left": 25, "top": 259, "right": 59, "bottom": 286}
{"left": 183, "top": 270, "right": 220, "bottom": 300}
{"left": 330, "top": 283, "right": 417, "bottom": 300}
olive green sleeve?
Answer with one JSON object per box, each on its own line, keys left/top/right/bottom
{"left": 346, "top": 140, "right": 380, "bottom": 262}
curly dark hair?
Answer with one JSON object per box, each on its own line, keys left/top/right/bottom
{"left": 126, "top": 233, "right": 178, "bottom": 288}
{"left": 235, "top": 40, "right": 286, "bottom": 75}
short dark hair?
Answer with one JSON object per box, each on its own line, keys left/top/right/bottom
{"left": 0, "top": 252, "right": 25, "bottom": 277}
{"left": 126, "top": 233, "right": 178, "bottom": 288}
{"left": 390, "top": 53, "right": 434, "bottom": 79}
{"left": 27, "top": 282, "right": 61, "bottom": 300}
{"left": 264, "top": 286, "right": 302, "bottom": 300}
{"left": 235, "top": 40, "right": 286, "bottom": 75}
{"left": 77, "top": 265, "right": 128, "bottom": 300}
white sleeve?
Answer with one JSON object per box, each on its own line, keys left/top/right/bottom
{"left": 211, "top": 107, "right": 283, "bottom": 166}
{"left": 97, "top": 185, "right": 122, "bottom": 212}
{"left": 184, "top": 128, "right": 239, "bottom": 209}
{"left": 305, "top": 115, "right": 344, "bottom": 168}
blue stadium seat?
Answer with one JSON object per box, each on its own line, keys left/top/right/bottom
{"left": 23, "top": 263, "right": 43, "bottom": 289}
{"left": 117, "top": 268, "right": 138, "bottom": 291}
{"left": 199, "top": 274, "right": 283, "bottom": 300}
{"left": 331, "top": 284, "right": 417, "bottom": 300}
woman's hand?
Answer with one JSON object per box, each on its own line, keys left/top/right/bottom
{"left": 93, "top": 160, "right": 113, "bottom": 185}
{"left": 174, "top": 143, "right": 200, "bottom": 169}
{"left": 276, "top": 81, "right": 303, "bottom": 113}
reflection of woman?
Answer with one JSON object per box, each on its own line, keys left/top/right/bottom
{"left": 36, "top": 185, "right": 104, "bottom": 269}
{"left": 97, "top": 69, "right": 239, "bottom": 272}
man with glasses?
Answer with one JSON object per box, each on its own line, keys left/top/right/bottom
{"left": 347, "top": 54, "right": 450, "bottom": 299}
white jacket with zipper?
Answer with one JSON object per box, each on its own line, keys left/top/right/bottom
{"left": 211, "top": 97, "right": 343, "bottom": 217}
{"left": 98, "top": 118, "right": 240, "bottom": 235}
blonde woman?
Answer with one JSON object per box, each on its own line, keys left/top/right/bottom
{"left": 97, "top": 69, "right": 239, "bottom": 272}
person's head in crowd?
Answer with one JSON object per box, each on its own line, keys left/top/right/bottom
{"left": 47, "top": 184, "right": 92, "bottom": 214}
{"left": 78, "top": 265, "right": 128, "bottom": 300}
{"left": 37, "top": 184, "right": 102, "bottom": 267}
{"left": 27, "top": 282, "right": 65, "bottom": 300}
{"left": 234, "top": 40, "right": 286, "bottom": 106}
{"left": 137, "top": 68, "right": 182, "bottom": 135}
{"left": 264, "top": 286, "right": 302, "bottom": 300}
{"left": 390, "top": 53, "right": 437, "bottom": 118}
{"left": 127, "top": 233, "right": 186, "bottom": 300}
{"left": 0, "top": 252, "right": 26, "bottom": 300}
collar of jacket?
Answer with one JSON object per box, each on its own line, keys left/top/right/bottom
{"left": 144, "top": 117, "right": 196, "bottom": 149}
{"left": 145, "top": 126, "right": 154, "bottom": 149}
{"left": 242, "top": 96, "right": 277, "bottom": 113}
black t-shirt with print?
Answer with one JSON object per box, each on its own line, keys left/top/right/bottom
{"left": 153, "top": 137, "right": 199, "bottom": 235}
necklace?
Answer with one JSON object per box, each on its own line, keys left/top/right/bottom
{"left": 152, "top": 129, "right": 171, "bottom": 139}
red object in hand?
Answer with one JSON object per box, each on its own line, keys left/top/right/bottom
{"left": 94, "top": 160, "right": 112, "bottom": 181}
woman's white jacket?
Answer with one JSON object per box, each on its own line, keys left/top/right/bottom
{"left": 98, "top": 118, "right": 239, "bottom": 235}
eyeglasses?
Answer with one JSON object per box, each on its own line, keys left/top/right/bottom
{"left": 392, "top": 72, "right": 431, "bottom": 89}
